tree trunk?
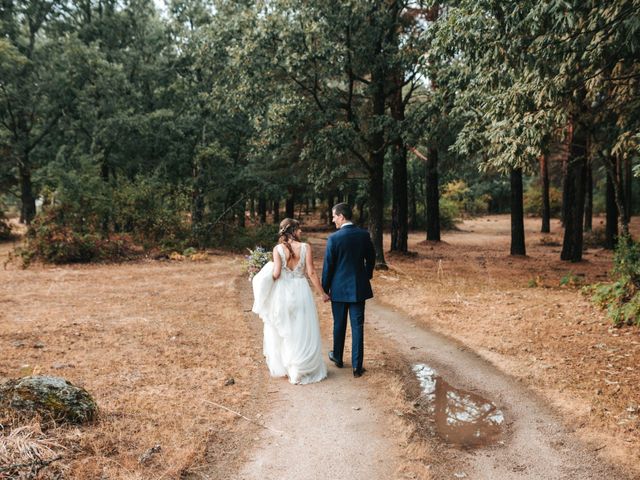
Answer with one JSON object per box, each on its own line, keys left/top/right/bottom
{"left": 19, "top": 162, "right": 36, "bottom": 225}
{"left": 390, "top": 145, "right": 408, "bottom": 252}
{"left": 561, "top": 123, "right": 587, "bottom": 262}
{"left": 540, "top": 154, "right": 551, "bottom": 233}
{"left": 409, "top": 176, "right": 417, "bottom": 230}
{"left": 605, "top": 167, "right": 618, "bottom": 249}
{"left": 624, "top": 155, "right": 632, "bottom": 222}
{"left": 347, "top": 192, "right": 356, "bottom": 207}
{"left": 357, "top": 198, "right": 367, "bottom": 225}
{"left": 390, "top": 69, "right": 408, "bottom": 253}
{"left": 510, "top": 168, "right": 526, "bottom": 256}
{"left": 285, "top": 190, "right": 295, "bottom": 218}
{"left": 560, "top": 126, "right": 572, "bottom": 226}
{"left": 614, "top": 155, "right": 630, "bottom": 237}
{"left": 426, "top": 147, "right": 440, "bottom": 241}
{"left": 367, "top": 64, "right": 387, "bottom": 268}
{"left": 258, "top": 196, "right": 267, "bottom": 224}
{"left": 273, "top": 199, "right": 280, "bottom": 224}
{"left": 237, "top": 200, "right": 246, "bottom": 228}
{"left": 191, "top": 160, "right": 205, "bottom": 242}
{"left": 584, "top": 156, "right": 593, "bottom": 232}
{"left": 368, "top": 155, "right": 386, "bottom": 268}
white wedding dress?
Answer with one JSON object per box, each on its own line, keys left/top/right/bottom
{"left": 252, "top": 243, "right": 327, "bottom": 385}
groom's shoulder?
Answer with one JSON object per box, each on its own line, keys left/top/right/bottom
{"left": 353, "top": 225, "right": 370, "bottom": 236}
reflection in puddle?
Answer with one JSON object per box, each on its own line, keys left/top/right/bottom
{"left": 413, "top": 364, "right": 504, "bottom": 447}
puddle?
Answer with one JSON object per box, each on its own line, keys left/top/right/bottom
{"left": 413, "top": 364, "right": 504, "bottom": 447}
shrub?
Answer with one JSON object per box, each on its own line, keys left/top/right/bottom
{"left": 441, "top": 180, "right": 491, "bottom": 217}
{"left": 20, "top": 206, "right": 139, "bottom": 266}
{"left": 219, "top": 224, "right": 279, "bottom": 252}
{"left": 439, "top": 198, "right": 460, "bottom": 230}
{"left": 583, "top": 226, "right": 607, "bottom": 249}
{"left": 523, "top": 185, "right": 562, "bottom": 217}
{"left": 111, "top": 178, "right": 190, "bottom": 246}
{"left": 590, "top": 236, "right": 640, "bottom": 326}
{"left": 0, "top": 214, "right": 12, "bottom": 240}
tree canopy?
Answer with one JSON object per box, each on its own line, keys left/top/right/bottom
{"left": 0, "top": 0, "right": 638, "bottom": 264}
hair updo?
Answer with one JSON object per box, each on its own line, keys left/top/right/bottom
{"left": 278, "top": 218, "right": 301, "bottom": 259}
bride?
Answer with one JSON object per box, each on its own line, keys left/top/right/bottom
{"left": 252, "top": 218, "right": 328, "bottom": 385}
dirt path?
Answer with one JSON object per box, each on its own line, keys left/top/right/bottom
{"left": 236, "top": 230, "right": 632, "bottom": 480}
{"left": 235, "top": 290, "right": 399, "bottom": 480}
{"left": 235, "top": 363, "right": 397, "bottom": 480}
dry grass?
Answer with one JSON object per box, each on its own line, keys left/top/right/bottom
{"left": 2, "top": 213, "right": 640, "bottom": 477}
{"left": 0, "top": 424, "right": 65, "bottom": 479}
{"left": 0, "top": 254, "right": 268, "bottom": 479}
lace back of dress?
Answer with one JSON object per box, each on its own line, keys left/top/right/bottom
{"left": 279, "top": 243, "right": 306, "bottom": 277}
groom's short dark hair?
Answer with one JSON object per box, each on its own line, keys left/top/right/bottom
{"left": 332, "top": 202, "right": 353, "bottom": 220}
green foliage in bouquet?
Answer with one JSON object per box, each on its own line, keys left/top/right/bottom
{"left": 590, "top": 236, "right": 640, "bottom": 327}
{"left": 244, "top": 246, "right": 272, "bottom": 281}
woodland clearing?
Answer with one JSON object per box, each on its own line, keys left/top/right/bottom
{"left": 0, "top": 215, "right": 638, "bottom": 479}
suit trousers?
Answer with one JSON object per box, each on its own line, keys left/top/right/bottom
{"left": 331, "top": 301, "right": 365, "bottom": 371}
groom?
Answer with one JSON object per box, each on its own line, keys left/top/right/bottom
{"left": 322, "top": 203, "right": 376, "bottom": 378}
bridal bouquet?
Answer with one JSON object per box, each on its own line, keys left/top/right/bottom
{"left": 245, "top": 246, "right": 272, "bottom": 281}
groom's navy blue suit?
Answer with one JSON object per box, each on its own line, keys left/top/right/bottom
{"left": 322, "top": 224, "right": 376, "bottom": 372}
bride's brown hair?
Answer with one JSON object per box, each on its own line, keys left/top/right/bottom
{"left": 278, "top": 218, "right": 301, "bottom": 259}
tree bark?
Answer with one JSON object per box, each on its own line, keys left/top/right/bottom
{"left": 258, "top": 196, "right": 267, "bottom": 224}
{"left": 357, "top": 197, "right": 367, "bottom": 225}
{"left": 191, "top": 160, "right": 205, "bottom": 242}
{"left": 561, "top": 123, "right": 587, "bottom": 262}
{"left": 367, "top": 63, "right": 387, "bottom": 268}
{"left": 540, "top": 154, "right": 551, "bottom": 233}
{"left": 409, "top": 176, "right": 417, "bottom": 230}
{"left": 584, "top": 155, "right": 593, "bottom": 232}
{"left": 273, "top": 199, "right": 280, "bottom": 224}
{"left": 389, "top": 55, "right": 408, "bottom": 252}
{"left": 285, "top": 189, "right": 295, "bottom": 218}
{"left": 425, "top": 147, "right": 441, "bottom": 241}
{"left": 389, "top": 34, "right": 409, "bottom": 253}
{"left": 624, "top": 155, "right": 632, "bottom": 222}
{"left": 560, "top": 125, "right": 572, "bottom": 226}
{"left": 19, "top": 162, "right": 36, "bottom": 225}
{"left": 614, "top": 155, "right": 630, "bottom": 237}
{"left": 237, "top": 200, "right": 246, "bottom": 228}
{"left": 510, "top": 167, "right": 526, "bottom": 256}
{"left": 605, "top": 167, "right": 618, "bottom": 249}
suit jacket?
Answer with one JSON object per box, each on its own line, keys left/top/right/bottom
{"left": 322, "top": 224, "right": 376, "bottom": 302}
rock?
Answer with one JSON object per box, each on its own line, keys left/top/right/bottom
{"left": 33, "top": 342, "right": 45, "bottom": 349}
{"left": 139, "top": 444, "right": 162, "bottom": 464}
{"left": 0, "top": 376, "right": 97, "bottom": 424}
{"left": 224, "top": 377, "right": 235, "bottom": 386}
